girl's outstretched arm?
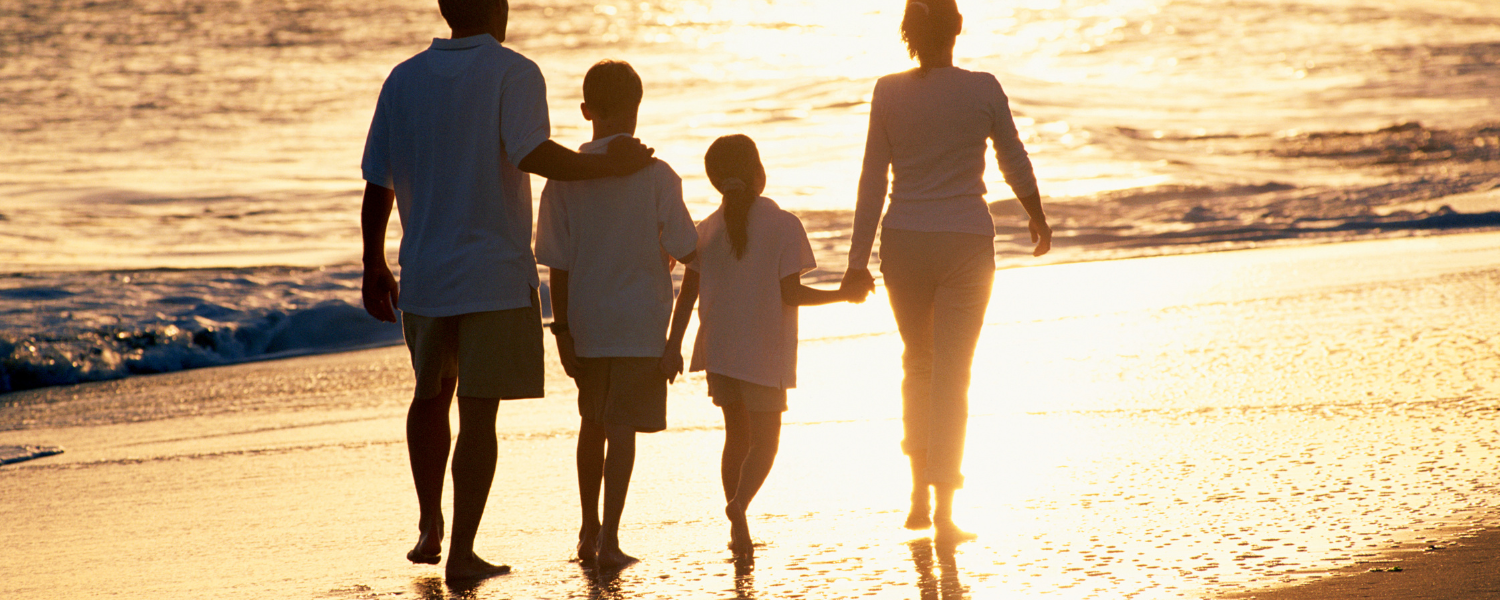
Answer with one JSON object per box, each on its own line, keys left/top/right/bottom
{"left": 661, "top": 269, "right": 700, "bottom": 382}
{"left": 780, "top": 273, "right": 869, "bottom": 307}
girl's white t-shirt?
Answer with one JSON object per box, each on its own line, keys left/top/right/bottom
{"left": 688, "top": 197, "right": 816, "bottom": 389}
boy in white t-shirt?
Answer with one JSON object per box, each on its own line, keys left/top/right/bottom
{"left": 663, "top": 134, "right": 872, "bottom": 557}
{"left": 534, "top": 60, "right": 698, "bottom": 570}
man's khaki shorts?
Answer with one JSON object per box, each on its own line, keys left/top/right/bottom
{"left": 402, "top": 301, "right": 544, "bottom": 400}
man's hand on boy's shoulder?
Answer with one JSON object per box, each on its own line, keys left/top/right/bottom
{"left": 605, "top": 135, "right": 656, "bottom": 176}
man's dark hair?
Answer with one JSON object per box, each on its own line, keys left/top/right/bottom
{"left": 582, "top": 60, "right": 644, "bottom": 119}
{"left": 438, "top": 0, "right": 500, "bottom": 30}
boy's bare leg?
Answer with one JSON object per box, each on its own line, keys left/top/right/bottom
{"left": 724, "top": 408, "right": 782, "bottom": 556}
{"left": 576, "top": 419, "right": 608, "bottom": 563}
{"left": 445, "top": 396, "right": 511, "bottom": 581}
{"left": 932, "top": 483, "right": 977, "bottom": 544}
{"left": 905, "top": 450, "right": 933, "bottom": 530}
{"left": 406, "top": 378, "right": 456, "bottom": 563}
{"left": 596, "top": 422, "right": 639, "bottom": 569}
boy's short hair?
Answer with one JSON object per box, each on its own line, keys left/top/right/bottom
{"left": 582, "top": 60, "right": 643, "bottom": 119}
{"left": 439, "top": 0, "right": 501, "bottom": 30}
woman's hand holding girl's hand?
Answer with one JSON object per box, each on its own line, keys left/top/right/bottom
{"left": 840, "top": 268, "right": 876, "bottom": 303}
{"left": 1029, "top": 216, "right": 1053, "bottom": 257}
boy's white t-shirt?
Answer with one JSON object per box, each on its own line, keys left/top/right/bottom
{"left": 534, "top": 134, "right": 697, "bottom": 357}
{"left": 688, "top": 197, "right": 816, "bottom": 389}
{"left": 361, "top": 34, "right": 550, "bottom": 317}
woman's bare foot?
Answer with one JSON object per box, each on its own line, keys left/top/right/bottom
{"left": 933, "top": 519, "right": 978, "bottom": 544}
{"left": 905, "top": 490, "right": 933, "bottom": 530}
{"left": 444, "top": 551, "right": 511, "bottom": 581}
{"left": 595, "top": 539, "right": 639, "bottom": 571}
{"left": 726, "top": 501, "right": 754, "bottom": 556}
{"left": 407, "top": 514, "right": 444, "bottom": 564}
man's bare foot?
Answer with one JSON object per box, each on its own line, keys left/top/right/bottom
{"left": 726, "top": 501, "right": 753, "bottom": 556}
{"left": 595, "top": 542, "right": 639, "bottom": 571}
{"left": 576, "top": 527, "right": 599, "bottom": 564}
{"left": 934, "top": 520, "right": 978, "bottom": 544}
{"left": 407, "top": 514, "right": 444, "bottom": 564}
{"left": 444, "top": 552, "right": 511, "bottom": 581}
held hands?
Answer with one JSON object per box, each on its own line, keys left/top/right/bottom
{"left": 361, "top": 263, "right": 400, "bottom": 323}
{"left": 605, "top": 135, "right": 656, "bottom": 176}
{"left": 839, "top": 268, "right": 876, "bottom": 304}
{"left": 1029, "top": 216, "right": 1053, "bottom": 257}
{"left": 659, "top": 345, "right": 684, "bottom": 383}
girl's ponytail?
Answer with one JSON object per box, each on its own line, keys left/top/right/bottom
{"left": 705, "top": 135, "right": 766, "bottom": 260}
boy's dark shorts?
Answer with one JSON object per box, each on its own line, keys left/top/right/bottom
{"left": 576, "top": 357, "right": 667, "bottom": 433}
{"left": 707, "top": 373, "right": 788, "bottom": 413}
{"left": 401, "top": 300, "right": 544, "bottom": 401}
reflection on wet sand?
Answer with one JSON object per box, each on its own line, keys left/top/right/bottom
{"left": 910, "top": 538, "right": 968, "bottom": 600}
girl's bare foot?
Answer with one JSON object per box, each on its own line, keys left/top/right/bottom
{"left": 407, "top": 515, "right": 444, "bottom": 564}
{"left": 725, "top": 501, "right": 753, "bottom": 556}
{"left": 575, "top": 527, "right": 599, "bottom": 564}
{"left": 444, "top": 551, "right": 511, "bottom": 581}
{"left": 595, "top": 542, "right": 639, "bottom": 571}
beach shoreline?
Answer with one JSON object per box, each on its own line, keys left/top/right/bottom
{"left": 4, "top": 232, "right": 1500, "bottom": 599}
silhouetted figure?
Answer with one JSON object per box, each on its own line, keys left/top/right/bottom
{"left": 535, "top": 60, "right": 698, "bottom": 571}
{"left": 843, "top": 0, "right": 1051, "bottom": 544}
{"left": 360, "top": 0, "right": 655, "bottom": 582}
{"left": 664, "top": 134, "right": 871, "bottom": 557}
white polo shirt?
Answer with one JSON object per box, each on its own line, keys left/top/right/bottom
{"left": 362, "top": 34, "right": 549, "bottom": 317}
{"left": 534, "top": 134, "right": 698, "bottom": 357}
{"left": 688, "top": 197, "right": 816, "bottom": 389}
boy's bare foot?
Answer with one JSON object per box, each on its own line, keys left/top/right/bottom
{"left": 934, "top": 519, "right": 978, "bottom": 545}
{"left": 595, "top": 542, "right": 639, "bottom": 571}
{"left": 726, "top": 501, "right": 753, "bottom": 556}
{"left": 444, "top": 552, "right": 511, "bottom": 581}
{"left": 407, "top": 515, "right": 444, "bottom": 564}
{"left": 576, "top": 528, "right": 599, "bottom": 564}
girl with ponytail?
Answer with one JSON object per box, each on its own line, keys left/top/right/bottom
{"left": 663, "top": 134, "right": 871, "bottom": 556}
{"left": 843, "top": 0, "right": 1052, "bottom": 544}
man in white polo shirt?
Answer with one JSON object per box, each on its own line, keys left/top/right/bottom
{"left": 359, "top": 0, "right": 655, "bottom": 582}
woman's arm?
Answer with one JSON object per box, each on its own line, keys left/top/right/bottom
{"left": 847, "top": 83, "right": 892, "bottom": 273}
{"left": 989, "top": 78, "right": 1051, "bottom": 256}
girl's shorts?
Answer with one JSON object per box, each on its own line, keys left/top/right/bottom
{"left": 707, "top": 373, "right": 787, "bottom": 413}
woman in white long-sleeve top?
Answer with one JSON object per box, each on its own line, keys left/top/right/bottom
{"left": 841, "top": 0, "right": 1052, "bottom": 544}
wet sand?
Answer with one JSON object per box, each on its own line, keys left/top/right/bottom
{"left": 4, "top": 232, "right": 1500, "bottom": 599}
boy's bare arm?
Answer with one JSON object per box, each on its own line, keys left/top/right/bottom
{"left": 549, "top": 269, "right": 581, "bottom": 379}
{"left": 780, "top": 273, "right": 870, "bottom": 307}
{"left": 518, "top": 138, "right": 656, "bottom": 181}
{"left": 661, "top": 269, "right": 700, "bottom": 382}
{"left": 361, "top": 182, "right": 399, "bottom": 323}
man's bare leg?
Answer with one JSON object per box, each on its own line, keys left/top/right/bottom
{"left": 576, "top": 419, "right": 607, "bottom": 563}
{"left": 595, "top": 422, "right": 638, "bottom": 570}
{"left": 444, "top": 396, "right": 511, "bottom": 581}
{"left": 905, "top": 450, "right": 933, "bottom": 530}
{"left": 724, "top": 408, "right": 781, "bottom": 556}
{"left": 407, "top": 378, "right": 456, "bottom": 563}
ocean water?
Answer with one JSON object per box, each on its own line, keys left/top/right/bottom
{"left": 2, "top": 0, "right": 1499, "bottom": 392}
